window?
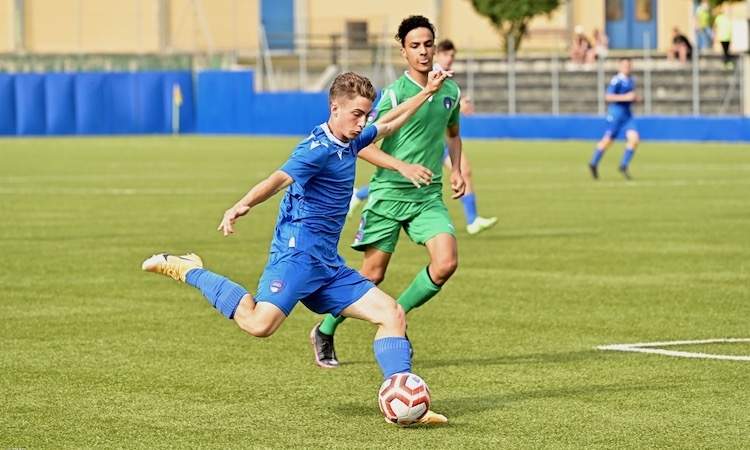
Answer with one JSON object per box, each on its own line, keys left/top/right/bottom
{"left": 635, "top": 0, "right": 652, "bottom": 21}
{"left": 606, "top": 0, "right": 624, "bottom": 21}
{"left": 346, "top": 21, "right": 368, "bottom": 49}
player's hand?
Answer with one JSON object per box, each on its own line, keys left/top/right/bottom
{"left": 217, "top": 205, "right": 250, "bottom": 236}
{"left": 397, "top": 163, "right": 434, "bottom": 188}
{"left": 460, "top": 96, "right": 475, "bottom": 115}
{"left": 449, "top": 170, "right": 466, "bottom": 199}
{"left": 425, "top": 69, "right": 453, "bottom": 94}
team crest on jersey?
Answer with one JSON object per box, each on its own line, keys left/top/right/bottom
{"left": 367, "top": 109, "right": 378, "bottom": 123}
{"left": 270, "top": 280, "right": 286, "bottom": 293}
{"left": 353, "top": 217, "right": 365, "bottom": 244}
{"left": 443, "top": 97, "right": 453, "bottom": 110}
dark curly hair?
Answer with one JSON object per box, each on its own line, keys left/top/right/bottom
{"left": 395, "top": 15, "right": 436, "bottom": 47}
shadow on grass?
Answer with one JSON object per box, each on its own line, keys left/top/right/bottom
{"left": 341, "top": 350, "right": 603, "bottom": 369}
{"left": 332, "top": 381, "right": 674, "bottom": 425}
{"left": 417, "top": 349, "right": 603, "bottom": 369}
{"left": 497, "top": 229, "right": 601, "bottom": 241}
{"left": 439, "top": 381, "right": 676, "bottom": 417}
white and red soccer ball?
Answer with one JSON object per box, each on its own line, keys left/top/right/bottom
{"left": 378, "top": 372, "right": 431, "bottom": 425}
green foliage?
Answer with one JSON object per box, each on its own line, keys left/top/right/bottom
{"left": 468, "top": 0, "right": 562, "bottom": 52}
{"left": 709, "top": 0, "right": 744, "bottom": 7}
{"left": 2, "top": 137, "right": 750, "bottom": 448}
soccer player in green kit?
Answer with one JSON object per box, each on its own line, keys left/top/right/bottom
{"left": 311, "top": 15, "right": 466, "bottom": 369}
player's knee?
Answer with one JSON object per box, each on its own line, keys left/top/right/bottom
{"left": 462, "top": 162, "right": 473, "bottom": 179}
{"left": 433, "top": 256, "right": 458, "bottom": 281}
{"left": 361, "top": 267, "right": 386, "bottom": 285}
{"left": 237, "top": 318, "right": 276, "bottom": 338}
{"left": 380, "top": 302, "right": 406, "bottom": 331}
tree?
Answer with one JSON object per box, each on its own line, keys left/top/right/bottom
{"left": 468, "top": 0, "right": 562, "bottom": 53}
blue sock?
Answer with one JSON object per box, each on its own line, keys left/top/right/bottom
{"left": 620, "top": 148, "right": 635, "bottom": 168}
{"left": 460, "top": 193, "right": 478, "bottom": 225}
{"left": 374, "top": 337, "right": 412, "bottom": 379}
{"left": 185, "top": 268, "right": 248, "bottom": 319}
{"left": 355, "top": 185, "right": 370, "bottom": 200}
{"left": 590, "top": 148, "right": 605, "bottom": 166}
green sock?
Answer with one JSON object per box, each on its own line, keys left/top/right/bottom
{"left": 397, "top": 267, "right": 441, "bottom": 314}
{"left": 318, "top": 313, "right": 346, "bottom": 336}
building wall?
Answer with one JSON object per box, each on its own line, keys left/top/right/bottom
{"left": 5, "top": 0, "right": 750, "bottom": 55}
{"left": 19, "top": 0, "right": 259, "bottom": 54}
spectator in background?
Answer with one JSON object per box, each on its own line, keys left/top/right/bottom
{"left": 694, "top": 0, "right": 714, "bottom": 53}
{"left": 714, "top": 3, "right": 734, "bottom": 69}
{"left": 570, "top": 25, "right": 596, "bottom": 69}
{"left": 593, "top": 28, "right": 609, "bottom": 60}
{"left": 668, "top": 27, "right": 693, "bottom": 65}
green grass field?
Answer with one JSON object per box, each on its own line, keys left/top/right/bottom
{"left": 2, "top": 136, "right": 749, "bottom": 449}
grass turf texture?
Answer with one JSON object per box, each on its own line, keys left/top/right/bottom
{"left": 1, "top": 136, "right": 749, "bottom": 449}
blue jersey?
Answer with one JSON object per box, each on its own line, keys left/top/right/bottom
{"left": 606, "top": 73, "right": 635, "bottom": 118}
{"left": 275, "top": 123, "right": 378, "bottom": 267}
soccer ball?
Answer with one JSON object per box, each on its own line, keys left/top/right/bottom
{"left": 378, "top": 372, "right": 431, "bottom": 425}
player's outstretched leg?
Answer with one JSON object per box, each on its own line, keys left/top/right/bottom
{"left": 310, "top": 314, "right": 346, "bottom": 367}
{"left": 618, "top": 147, "right": 635, "bottom": 180}
{"left": 463, "top": 190, "right": 497, "bottom": 236}
{"left": 142, "top": 252, "right": 203, "bottom": 282}
{"left": 310, "top": 322, "right": 340, "bottom": 368}
{"left": 466, "top": 215, "right": 498, "bottom": 236}
{"left": 142, "top": 252, "right": 249, "bottom": 319}
{"left": 589, "top": 147, "right": 605, "bottom": 180}
{"left": 341, "top": 287, "right": 447, "bottom": 424}
{"left": 418, "top": 411, "right": 448, "bottom": 424}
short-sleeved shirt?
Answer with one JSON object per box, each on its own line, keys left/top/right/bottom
{"left": 696, "top": 5, "right": 712, "bottom": 28}
{"left": 275, "top": 122, "right": 377, "bottom": 266}
{"left": 606, "top": 73, "right": 636, "bottom": 118}
{"left": 674, "top": 34, "right": 693, "bottom": 53}
{"left": 367, "top": 72, "right": 461, "bottom": 202}
{"left": 714, "top": 14, "right": 733, "bottom": 42}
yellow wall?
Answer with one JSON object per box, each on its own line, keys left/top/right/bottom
{"left": 0, "top": 2, "right": 12, "bottom": 52}
{"left": 7, "top": 0, "right": 750, "bottom": 55}
{"left": 20, "top": 0, "right": 259, "bottom": 54}
{"left": 168, "top": 0, "right": 258, "bottom": 52}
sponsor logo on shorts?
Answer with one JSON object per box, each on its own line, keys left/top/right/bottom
{"left": 443, "top": 97, "right": 453, "bottom": 110}
{"left": 354, "top": 231, "right": 363, "bottom": 244}
{"left": 270, "top": 280, "right": 286, "bottom": 293}
{"left": 359, "top": 217, "right": 365, "bottom": 229}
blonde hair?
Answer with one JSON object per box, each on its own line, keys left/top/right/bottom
{"left": 329, "top": 72, "right": 377, "bottom": 105}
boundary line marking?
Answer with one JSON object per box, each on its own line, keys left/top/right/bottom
{"left": 597, "top": 338, "right": 750, "bottom": 361}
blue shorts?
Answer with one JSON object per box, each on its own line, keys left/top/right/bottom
{"left": 254, "top": 250, "right": 375, "bottom": 317}
{"left": 603, "top": 115, "right": 637, "bottom": 140}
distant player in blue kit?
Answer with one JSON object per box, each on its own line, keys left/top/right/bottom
{"left": 141, "top": 70, "right": 450, "bottom": 424}
{"left": 589, "top": 57, "right": 641, "bottom": 180}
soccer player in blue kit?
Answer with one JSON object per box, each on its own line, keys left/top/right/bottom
{"left": 141, "top": 70, "right": 450, "bottom": 424}
{"left": 588, "top": 57, "right": 641, "bottom": 180}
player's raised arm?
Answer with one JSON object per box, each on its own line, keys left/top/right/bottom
{"left": 357, "top": 144, "right": 434, "bottom": 189}
{"left": 372, "top": 69, "right": 452, "bottom": 140}
{"left": 218, "top": 170, "right": 294, "bottom": 236}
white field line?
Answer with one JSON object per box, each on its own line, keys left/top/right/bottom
{"left": 598, "top": 338, "right": 750, "bottom": 361}
{"left": 481, "top": 178, "right": 750, "bottom": 192}
{"left": 1, "top": 178, "right": 749, "bottom": 196}
{"left": 0, "top": 187, "right": 239, "bottom": 195}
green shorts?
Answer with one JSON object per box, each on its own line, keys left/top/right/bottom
{"left": 351, "top": 196, "right": 456, "bottom": 253}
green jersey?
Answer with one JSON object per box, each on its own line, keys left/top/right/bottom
{"left": 368, "top": 73, "right": 461, "bottom": 202}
